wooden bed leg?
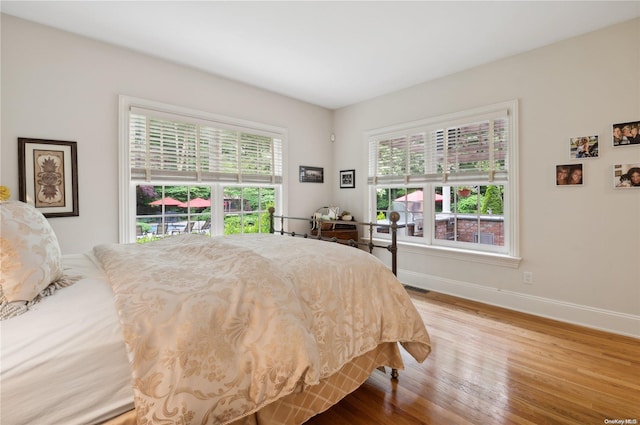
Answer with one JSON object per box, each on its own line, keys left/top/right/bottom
{"left": 377, "top": 366, "right": 399, "bottom": 380}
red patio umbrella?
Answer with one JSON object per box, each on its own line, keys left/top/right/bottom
{"left": 149, "top": 197, "right": 186, "bottom": 207}
{"left": 184, "top": 198, "right": 211, "bottom": 208}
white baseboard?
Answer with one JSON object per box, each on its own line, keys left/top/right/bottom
{"left": 398, "top": 269, "right": 640, "bottom": 339}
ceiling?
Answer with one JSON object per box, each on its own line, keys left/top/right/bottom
{"left": 2, "top": 1, "right": 639, "bottom": 109}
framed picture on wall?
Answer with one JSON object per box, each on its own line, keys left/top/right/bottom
{"left": 569, "top": 135, "right": 598, "bottom": 158}
{"left": 339, "top": 169, "right": 355, "bottom": 189}
{"left": 612, "top": 120, "right": 640, "bottom": 146}
{"left": 555, "top": 164, "right": 583, "bottom": 186}
{"left": 613, "top": 163, "right": 640, "bottom": 188}
{"left": 299, "top": 166, "right": 324, "bottom": 183}
{"left": 18, "top": 138, "right": 79, "bottom": 217}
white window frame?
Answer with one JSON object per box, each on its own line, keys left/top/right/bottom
{"left": 118, "top": 95, "right": 288, "bottom": 243}
{"left": 366, "top": 100, "right": 520, "bottom": 267}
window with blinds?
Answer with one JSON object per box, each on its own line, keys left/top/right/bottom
{"left": 129, "top": 109, "right": 283, "bottom": 184}
{"left": 438, "top": 118, "right": 508, "bottom": 180}
{"left": 366, "top": 100, "right": 518, "bottom": 258}
{"left": 119, "top": 96, "right": 286, "bottom": 243}
{"left": 369, "top": 115, "right": 508, "bottom": 185}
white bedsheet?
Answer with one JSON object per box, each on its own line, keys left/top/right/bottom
{"left": 1, "top": 253, "right": 134, "bottom": 425}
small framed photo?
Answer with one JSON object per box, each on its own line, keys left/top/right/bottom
{"left": 339, "top": 169, "right": 355, "bottom": 189}
{"left": 569, "top": 135, "right": 598, "bottom": 159}
{"left": 612, "top": 120, "right": 640, "bottom": 146}
{"left": 18, "top": 138, "right": 79, "bottom": 217}
{"left": 556, "top": 164, "right": 583, "bottom": 186}
{"left": 613, "top": 163, "right": 640, "bottom": 188}
{"left": 299, "top": 166, "right": 324, "bottom": 183}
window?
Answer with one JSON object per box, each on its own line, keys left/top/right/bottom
{"left": 223, "top": 186, "right": 275, "bottom": 235}
{"left": 367, "top": 100, "right": 518, "bottom": 258}
{"left": 119, "top": 96, "right": 286, "bottom": 243}
{"left": 135, "top": 184, "right": 212, "bottom": 239}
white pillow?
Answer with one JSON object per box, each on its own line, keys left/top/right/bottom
{"left": 0, "top": 201, "right": 63, "bottom": 303}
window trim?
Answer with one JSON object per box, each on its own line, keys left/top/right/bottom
{"left": 379, "top": 237, "right": 522, "bottom": 268}
{"left": 365, "top": 100, "right": 520, "bottom": 261}
{"left": 119, "top": 95, "right": 288, "bottom": 243}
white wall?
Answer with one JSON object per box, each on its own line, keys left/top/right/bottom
{"left": 333, "top": 18, "right": 640, "bottom": 337}
{"left": 1, "top": 14, "right": 334, "bottom": 253}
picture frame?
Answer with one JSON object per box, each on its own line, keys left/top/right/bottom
{"left": 555, "top": 164, "right": 583, "bottom": 186}
{"left": 613, "top": 163, "right": 640, "bottom": 188}
{"left": 339, "top": 169, "right": 355, "bottom": 189}
{"left": 18, "top": 138, "right": 79, "bottom": 217}
{"left": 569, "top": 135, "right": 598, "bottom": 159}
{"left": 612, "top": 120, "right": 640, "bottom": 146}
{"left": 299, "top": 166, "right": 324, "bottom": 183}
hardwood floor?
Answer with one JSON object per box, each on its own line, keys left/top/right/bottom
{"left": 306, "top": 289, "right": 640, "bottom": 425}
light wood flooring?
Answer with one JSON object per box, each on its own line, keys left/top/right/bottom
{"left": 306, "top": 289, "right": 640, "bottom": 425}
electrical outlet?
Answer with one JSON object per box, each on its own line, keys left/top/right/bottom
{"left": 523, "top": 271, "right": 533, "bottom": 284}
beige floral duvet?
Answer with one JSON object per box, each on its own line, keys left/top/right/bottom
{"left": 94, "top": 234, "right": 431, "bottom": 425}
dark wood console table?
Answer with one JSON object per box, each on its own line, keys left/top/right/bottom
{"left": 310, "top": 221, "right": 358, "bottom": 243}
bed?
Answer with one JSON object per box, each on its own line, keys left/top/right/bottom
{"left": 1, "top": 201, "right": 431, "bottom": 425}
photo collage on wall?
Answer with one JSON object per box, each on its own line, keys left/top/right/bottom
{"left": 556, "top": 120, "right": 639, "bottom": 189}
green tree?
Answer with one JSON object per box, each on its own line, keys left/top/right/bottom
{"left": 481, "top": 185, "right": 503, "bottom": 214}
{"left": 162, "top": 186, "right": 210, "bottom": 203}
{"left": 457, "top": 194, "right": 479, "bottom": 213}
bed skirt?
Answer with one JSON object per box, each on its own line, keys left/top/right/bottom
{"left": 102, "top": 341, "right": 403, "bottom": 425}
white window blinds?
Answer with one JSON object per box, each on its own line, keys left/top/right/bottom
{"left": 436, "top": 117, "right": 508, "bottom": 183}
{"left": 369, "top": 132, "right": 428, "bottom": 185}
{"left": 368, "top": 107, "right": 509, "bottom": 185}
{"left": 129, "top": 108, "right": 283, "bottom": 184}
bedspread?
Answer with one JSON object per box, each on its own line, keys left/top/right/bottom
{"left": 94, "top": 234, "right": 430, "bottom": 425}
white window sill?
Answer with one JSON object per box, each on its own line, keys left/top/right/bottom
{"left": 369, "top": 237, "right": 522, "bottom": 269}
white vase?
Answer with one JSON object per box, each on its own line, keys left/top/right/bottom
{"left": 341, "top": 215, "right": 352, "bottom": 221}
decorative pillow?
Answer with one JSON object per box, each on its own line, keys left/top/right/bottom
{"left": 0, "top": 201, "right": 63, "bottom": 303}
